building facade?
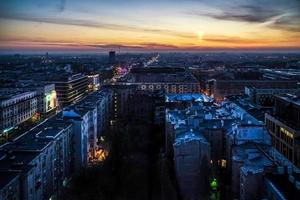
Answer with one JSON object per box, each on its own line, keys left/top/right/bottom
{"left": 245, "top": 86, "right": 299, "bottom": 107}
{"left": 0, "top": 172, "right": 20, "bottom": 200}
{"left": 173, "top": 131, "right": 210, "bottom": 200}
{"left": 35, "top": 84, "right": 57, "bottom": 117}
{"left": 211, "top": 79, "right": 299, "bottom": 100}
{"left": 265, "top": 94, "right": 300, "bottom": 168}
{"left": 47, "top": 73, "right": 88, "bottom": 107}
{"left": 0, "top": 118, "right": 73, "bottom": 200}
{"left": 0, "top": 90, "right": 37, "bottom": 135}
{"left": 88, "top": 74, "right": 100, "bottom": 92}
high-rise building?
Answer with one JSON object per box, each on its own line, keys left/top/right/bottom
{"left": 265, "top": 94, "right": 300, "bottom": 168}
{"left": 46, "top": 73, "right": 88, "bottom": 107}
{"left": 108, "top": 51, "right": 116, "bottom": 64}
{"left": 62, "top": 89, "right": 113, "bottom": 164}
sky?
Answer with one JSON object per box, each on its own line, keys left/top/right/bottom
{"left": 0, "top": 0, "right": 299, "bottom": 53}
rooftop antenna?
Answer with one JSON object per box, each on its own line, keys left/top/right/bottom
{"left": 118, "top": 46, "right": 121, "bottom": 68}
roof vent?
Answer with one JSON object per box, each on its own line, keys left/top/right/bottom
{"left": 9, "top": 155, "right": 16, "bottom": 160}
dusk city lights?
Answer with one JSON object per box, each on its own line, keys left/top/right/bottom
{"left": 0, "top": 0, "right": 300, "bottom": 200}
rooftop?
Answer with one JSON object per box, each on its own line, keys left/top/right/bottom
{"left": 43, "top": 73, "right": 87, "bottom": 82}
{"left": 166, "top": 94, "right": 213, "bottom": 103}
{"left": 1, "top": 116, "right": 72, "bottom": 152}
{"left": 174, "top": 130, "right": 208, "bottom": 146}
{"left": 266, "top": 173, "right": 300, "bottom": 198}
{"left": 229, "top": 124, "right": 271, "bottom": 145}
{"left": 277, "top": 94, "right": 300, "bottom": 107}
{"left": 0, "top": 171, "right": 19, "bottom": 190}
{"left": 0, "top": 150, "right": 40, "bottom": 172}
{"left": 121, "top": 67, "right": 198, "bottom": 83}
{"left": 232, "top": 143, "right": 274, "bottom": 175}
{"left": 0, "top": 89, "right": 36, "bottom": 101}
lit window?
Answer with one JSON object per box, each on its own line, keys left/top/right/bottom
{"left": 280, "top": 127, "right": 293, "bottom": 139}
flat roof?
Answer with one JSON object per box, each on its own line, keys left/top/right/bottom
{"left": 0, "top": 171, "right": 19, "bottom": 190}
{"left": 1, "top": 117, "right": 72, "bottom": 151}
{"left": 0, "top": 151, "right": 39, "bottom": 172}
{"left": 174, "top": 131, "right": 208, "bottom": 146}
{"left": 166, "top": 93, "right": 213, "bottom": 103}
{"left": 266, "top": 173, "right": 300, "bottom": 198}
{"left": 277, "top": 94, "right": 300, "bottom": 106}
{"left": 0, "top": 89, "right": 36, "bottom": 101}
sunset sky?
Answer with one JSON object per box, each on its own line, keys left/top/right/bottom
{"left": 0, "top": 0, "right": 300, "bottom": 53}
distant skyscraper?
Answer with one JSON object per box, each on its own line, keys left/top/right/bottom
{"left": 108, "top": 51, "right": 116, "bottom": 64}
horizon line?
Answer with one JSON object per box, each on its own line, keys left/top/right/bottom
{"left": 1, "top": 48, "right": 300, "bottom": 55}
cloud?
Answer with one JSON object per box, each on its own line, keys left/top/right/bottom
{"left": 87, "top": 44, "right": 144, "bottom": 49}
{"left": 189, "top": 2, "right": 300, "bottom": 33}
{"left": 201, "top": 34, "right": 278, "bottom": 45}
{"left": 1, "top": 40, "right": 300, "bottom": 53}
{"left": 0, "top": 37, "right": 181, "bottom": 51}
{"left": 88, "top": 43, "right": 180, "bottom": 50}
{"left": 34, "top": 0, "right": 67, "bottom": 13}
{"left": 190, "top": 5, "right": 282, "bottom": 23}
{"left": 202, "top": 35, "right": 255, "bottom": 44}
{"left": 269, "top": 15, "right": 300, "bottom": 32}
{"left": 0, "top": 12, "right": 196, "bottom": 39}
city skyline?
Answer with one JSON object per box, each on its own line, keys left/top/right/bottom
{"left": 0, "top": 0, "right": 300, "bottom": 53}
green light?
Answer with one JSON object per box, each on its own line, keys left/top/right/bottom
{"left": 46, "top": 94, "right": 51, "bottom": 101}
{"left": 3, "top": 127, "right": 14, "bottom": 134}
{"left": 210, "top": 178, "right": 218, "bottom": 190}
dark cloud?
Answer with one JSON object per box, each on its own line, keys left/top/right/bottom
{"left": 88, "top": 43, "right": 180, "bottom": 50}
{"left": 87, "top": 44, "right": 144, "bottom": 49}
{"left": 35, "top": 0, "right": 67, "bottom": 13}
{"left": 142, "top": 43, "right": 180, "bottom": 49}
{"left": 190, "top": 2, "right": 300, "bottom": 33}
{"left": 0, "top": 38, "right": 181, "bottom": 51}
{"left": 60, "top": 0, "right": 66, "bottom": 12}
{"left": 191, "top": 5, "right": 282, "bottom": 23}
{"left": 269, "top": 15, "right": 300, "bottom": 32}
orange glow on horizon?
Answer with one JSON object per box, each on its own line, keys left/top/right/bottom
{"left": 0, "top": 0, "right": 299, "bottom": 52}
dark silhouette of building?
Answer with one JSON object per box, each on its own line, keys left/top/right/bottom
{"left": 108, "top": 51, "right": 116, "bottom": 64}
